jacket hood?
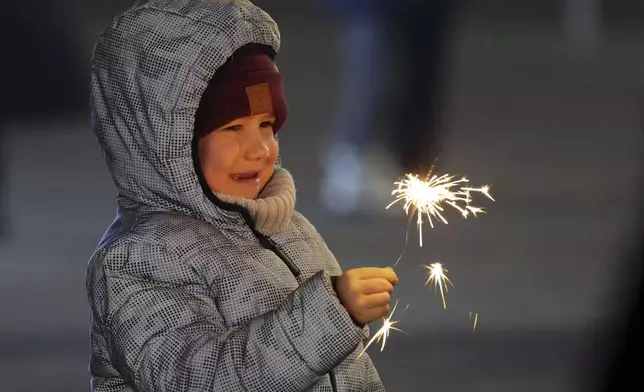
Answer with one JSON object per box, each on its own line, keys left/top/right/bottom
{"left": 90, "top": 0, "right": 281, "bottom": 226}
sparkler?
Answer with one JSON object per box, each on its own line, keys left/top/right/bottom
{"left": 380, "top": 148, "right": 494, "bottom": 351}
{"left": 423, "top": 262, "right": 454, "bottom": 309}
{"left": 387, "top": 173, "right": 495, "bottom": 247}
{"left": 357, "top": 301, "right": 409, "bottom": 359}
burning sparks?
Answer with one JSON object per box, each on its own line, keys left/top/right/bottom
{"left": 357, "top": 301, "right": 408, "bottom": 359}
{"left": 423, "top": 263, "right": 454, "bottom": 309}
{"left": 380, "top": 167, "right": 493, "bottom": 348}
{"left": 470, "top": 312, "right": 479, "bottom": 333}
{"left": 387, "top": 173, "right": 495, "bottom": 246}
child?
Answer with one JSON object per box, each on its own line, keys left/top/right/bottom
{"left": 86, "top": 1, "right": 398, "bottom": 391}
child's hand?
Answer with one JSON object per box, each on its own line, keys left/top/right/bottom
{"left": 334, "top": 267, "right": 398, "bottom": 326}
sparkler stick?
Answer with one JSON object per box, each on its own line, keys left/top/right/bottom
{"left": 357, "top": 301, "right": 409, "bottom": 359}
{"left": 422, "top": 145, "right": 444, "bottom": 182}
{"left": 391, "top": 213, "right": 414, "bottom": 270}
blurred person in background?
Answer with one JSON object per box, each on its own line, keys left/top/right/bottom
{"left": 0, "top": 0, "right": 87, "bottom": 240}
{"left": 563, "top": 0, "right": 602, "bottom": 52}
{"left": 319, "top": 0, "right": 461, "bottom": 217}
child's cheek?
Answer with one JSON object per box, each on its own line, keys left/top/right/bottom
{"left": 261, "top": 167, "right": 274, "bottom": 189}
{"left": 268, "top": 138, "right": 279, "bottom": 164}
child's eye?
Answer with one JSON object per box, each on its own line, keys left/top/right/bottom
{"left": 260, "top": 121, "right": 275, "bottom": 128}
{"left": 223, "top": 124, "right": 242, "bottom": 132}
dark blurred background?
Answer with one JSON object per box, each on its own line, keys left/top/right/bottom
{"left": 1, "top": 0, "right": 643, "bottom": 391}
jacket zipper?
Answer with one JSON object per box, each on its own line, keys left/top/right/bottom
{"left": 254, "top": 222, "right": 338, "bottom": 391}
{"left": 329, "top": 371, "right": 338, "bottom": 392}
{"left": 200, "top": 193, "right": 336, "bottom": 387}
{"left": 251, "top": 226, "right": 301, "bottom": 278}
{"left": 252, "top": 217, "right": 337, "bottom": 390}
{"left": 226, "top": 200, "right": 300, "bottom": 278}
{"left": 248, "top": 215, "right": 340, "bottom": 388}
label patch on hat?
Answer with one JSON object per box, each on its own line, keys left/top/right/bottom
{"left": 246, "top": 83, "right": 273, "bottom": 115}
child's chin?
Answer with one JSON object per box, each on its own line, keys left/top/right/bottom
{"left": 225, "top": 189, "right": 254, "bottom": 200}
{"left": 238, "top": 185, "right": 262, "bottom": 200}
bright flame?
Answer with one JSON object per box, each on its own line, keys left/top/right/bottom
{"left": 423, "top": 263, "right": 454, "bottom": 309}
{"left": 387, "top": 173, "right": 495, "bottom": 246}
{"left": 357, "top": 301, "right": 408, "bottom": 358}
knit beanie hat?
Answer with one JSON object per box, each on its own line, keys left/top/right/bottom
{"left": 194, "top": 43, "right": 288, "bottom": 138}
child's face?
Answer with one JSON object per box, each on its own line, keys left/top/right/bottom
{"left": 198, "top": 112, "right": 279, "bottom": 199}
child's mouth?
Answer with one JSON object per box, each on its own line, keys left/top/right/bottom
{"left": 232, "top": 172, "right": 260, "bottom": 183}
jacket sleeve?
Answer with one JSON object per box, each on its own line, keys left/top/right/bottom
{"left": 102, "top": 247, "right": 366, "bottom": 392}
{"left": 301, "top": 212, "right": 385, "bottom": 390}
{"left": 363, "top": 353, "right": 386, "bottom": 391}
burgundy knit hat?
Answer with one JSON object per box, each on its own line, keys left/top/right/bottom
{"left": 194, "top": 43, "right": 288, "bottom": 138}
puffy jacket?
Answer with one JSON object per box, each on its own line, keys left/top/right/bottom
{"left": 86, "top": 1, "right": 384, "bottom": 391}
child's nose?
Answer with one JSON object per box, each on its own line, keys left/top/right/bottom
{"left": 245, "top": 133, "right": 270, "bottom": 161}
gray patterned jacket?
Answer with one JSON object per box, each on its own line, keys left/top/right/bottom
{"left": 86, "top": 0, "right": 384, "bottom": 391}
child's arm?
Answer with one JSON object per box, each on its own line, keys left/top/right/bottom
{"left": 99, "top": 244, "right": 366, "bottom": 392}
{"left": 293, "top": 211, "right": 389, "bottom": 389}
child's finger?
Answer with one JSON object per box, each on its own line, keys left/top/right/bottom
{"left": 360, "top": 278, "right": 394, "bottom": 294}
{"left": 354, "top": 267, "right": 399, "bottom": 284}
{"left": 362, "top": 292, "right": 391, "bottom": 308}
